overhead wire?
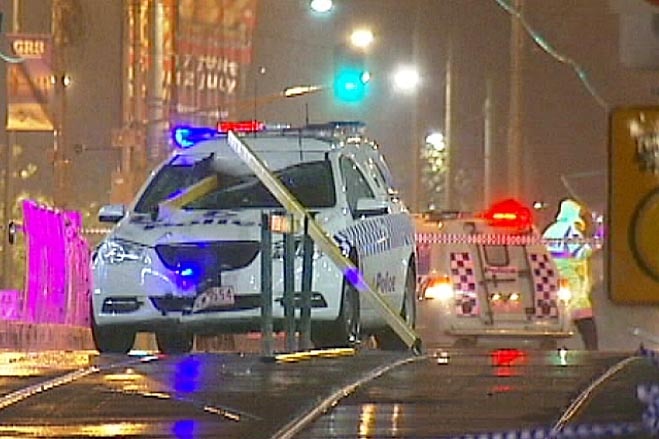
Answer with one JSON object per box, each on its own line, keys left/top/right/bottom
{"left": 0, "top": 50, "right": 23, "bottom": 63}
{"left": 494, "top": 0, "right": 610, "bottom": 111}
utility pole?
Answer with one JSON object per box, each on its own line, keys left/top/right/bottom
{"left": 507, "top": 0, "right": 524, "bottom": 199}
{"left": 52, "top": 0, "right": 71, "bottom": 209}
{"left": 147, "top": 0, "right": 166, "bottom": 163}
{"left": 411, "top": 0, "right": 421, "bottom": 212}
{"left": 2, "top": 0, "right": 20, "bottom": 288}
{"left": 483, "top": 79, "right": 493, "bottom": 207}
{"left": 444, "top": 36, "right": 453, "bottom": 210}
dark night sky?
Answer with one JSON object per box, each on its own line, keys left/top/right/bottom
{"left": 1, "top": 0, "right": 658, "bottom": 228}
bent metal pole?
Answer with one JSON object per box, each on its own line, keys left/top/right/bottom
{"left": 227, "top": 131, "right": 422, "bottom": 352}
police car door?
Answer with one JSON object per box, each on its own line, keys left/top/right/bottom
{"left": 338, "top": 156, "right": 399, "bottom": 305}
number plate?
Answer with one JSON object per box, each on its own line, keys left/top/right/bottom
{"left": 193, "top": 286, "right": 235, "bottom": 312}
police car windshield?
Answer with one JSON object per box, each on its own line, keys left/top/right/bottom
{"left": 134, "top": 154, "right": 336, "bottom": 213}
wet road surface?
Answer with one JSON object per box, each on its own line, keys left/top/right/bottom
{"left": 0, "top": 347, "right": 656, "bottom": 438}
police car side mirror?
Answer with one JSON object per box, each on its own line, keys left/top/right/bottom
{"left": 355, "top": 198, "right": 389, "bottom": 218}
{"left": 98, "top": 204, "right": 126, "bottom": 223}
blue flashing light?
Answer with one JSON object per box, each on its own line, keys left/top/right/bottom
{"left": 172, "top": 419, "right": 196, "bottom": 439}
{"left": 175, "top": 261, "right": 203, "bottom": 289}
{"left": 180, "top": 267, "right": 195, "bottom": 277}
{"left": 172, "top": 126, "right": 218, "bottom": 149}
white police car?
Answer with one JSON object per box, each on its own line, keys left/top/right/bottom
{"left": 92, "top": 121, "right": 417, "bottom": 353}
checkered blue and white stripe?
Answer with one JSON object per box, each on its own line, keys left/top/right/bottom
{"left": 529, "top": 253, "right": 559, "bottom": 318}
{"left": 445, "top": 349, "right": 659, "bottom": 439}
{"left": 450, "top": 252, "right": 479, "bottom": 317}
{"left": 333, "top": 213, "right": 415, "bottom": 259}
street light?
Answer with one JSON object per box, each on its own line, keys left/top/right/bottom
{"left": 426, "top": 131, "right": 445, "bottom": 151}
{"left": 392, "top": 65, "right": 420, "bottom": 94}
{"left": 309, "top": 0, "right": 333, "bottom": 13}
{"left": 350, "top": 28, "right": 374, "bottom": 49}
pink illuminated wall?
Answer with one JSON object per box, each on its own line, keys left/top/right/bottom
{"left": 17, "top": 200, "right": 91, "bottom": 326}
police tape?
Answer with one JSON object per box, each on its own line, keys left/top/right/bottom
{"left": 415, "top": 233, "right": 604, "bottom": 246}
{"left": 445, "top": 422, "right": 641, "bottom": 439}
{"left": 443, "top": 349, "right": 659, "bottom": 439}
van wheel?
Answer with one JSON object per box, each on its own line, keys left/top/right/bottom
{"left": 374, "top": 261, "right": 417, "bottom": 351}
{"left": 155, "top": 330, "right": 194, "bottom": 354}
{"left": 92, "top": 321, "right": 135, "bottom": 354}
{"left": 312, "top": 252, "right": 361, "bottom": 349}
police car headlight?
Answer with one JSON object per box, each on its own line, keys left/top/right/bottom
{"left": 97, "top": 238, "right": 150, "bottom": 265}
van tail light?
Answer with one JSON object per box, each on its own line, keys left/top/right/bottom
{"left": 557, "top": 278, "right": 572, "bottom": 302}
{"left": 423, "top": 275, "right": 454, "bottom": 302}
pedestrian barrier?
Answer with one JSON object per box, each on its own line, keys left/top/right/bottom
{"left": 0, "top": 200, "right": 93, "bottom": 350}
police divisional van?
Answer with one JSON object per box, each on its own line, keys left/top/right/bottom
{"left": 415, "top": 199, "right": 573, "bottom": 348}
{"left": 91, "top": 121, "right": 417, "bottom": 354}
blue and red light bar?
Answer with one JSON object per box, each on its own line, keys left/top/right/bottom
{"left": 172, "top": 126, "right": 218, "bottom": 149}
{"left": 217, "top": 120, "right": 265, "bottom": 133}
{"left": 172, "top": 120, "right": 265, "bottom": 149}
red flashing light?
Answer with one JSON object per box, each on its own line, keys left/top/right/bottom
{"left": 217, "top": 120, "right": 265, "bottom": 133}
{"left": 481, "top": 198, "right": 532, "bottom": 230}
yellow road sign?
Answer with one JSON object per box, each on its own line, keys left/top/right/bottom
{"left": 609, "top": 106, "right": 659, "bottom": 303}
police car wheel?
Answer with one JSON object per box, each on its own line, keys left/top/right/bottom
{"left": 155, "top": 330, "right": 194, "bottom": 354}
{"left": 90, "top": 302, "right": 135, "bottom": 354}
{"left": 91, "top": 320, "right": 135, "bottom": 354}
{"left": 311, "top": 278, "right": 361, "bottom": 349}
{"left": 374, "top": 261, "right": 417, "bottom": 351}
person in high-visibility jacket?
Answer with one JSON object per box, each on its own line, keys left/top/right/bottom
{"left": 542, "top": 198, "right": 598, "bottom": 350}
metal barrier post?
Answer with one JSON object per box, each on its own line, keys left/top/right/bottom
{"left": 283, "top": 215, "right": 296, "bottom": 352}
{"left": 260, "top": 212, "right": 274, "bottom": 357}
{"left": 300, "top": 215, "right": 313, "bottom": 350}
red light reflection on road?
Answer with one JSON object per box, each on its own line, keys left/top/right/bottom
{"left": 490, "top": 348, "right": 527, "bottom": 378}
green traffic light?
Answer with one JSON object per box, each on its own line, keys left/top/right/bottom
{"left": 334, "top": 68, "right": 369, "bottom": 103}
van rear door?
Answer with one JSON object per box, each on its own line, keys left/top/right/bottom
{"left": 475, "top": 241, "right": 535, "bottom": 325}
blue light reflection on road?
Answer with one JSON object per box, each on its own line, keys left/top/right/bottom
{"left": 172, "top": 419, "right": 196, "bottom": 438}
{"left": 174, "top": 356, "right": 201, "bottom": 394}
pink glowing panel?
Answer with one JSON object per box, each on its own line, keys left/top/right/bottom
{"left": 22, "top": 200, "right": 91, "bottom": 326}
{"left": 0, "top": 290, "right": 21, "bottom": 320}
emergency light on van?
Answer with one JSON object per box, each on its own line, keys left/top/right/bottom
{"left": 557, "top": 278, "right": 572, "bottom": 302}
{"left": 480, "top": 198, "right": 532, "bottom": 231}
{"left": 422, "top": 275, "right": 453, "bottom": 302}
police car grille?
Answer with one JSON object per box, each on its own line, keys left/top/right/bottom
{"left": 151, "top": 296, "right": 195, "bottom": 313}
{"left": 155, "top": 241, "right": 261, "bottom": 272}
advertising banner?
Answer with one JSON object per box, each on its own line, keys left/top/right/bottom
{"left": 5, "top": 34, "right": 54, "bottom": 131}
{"left": 175, "top": 0, "right": 257, "bottom": 124}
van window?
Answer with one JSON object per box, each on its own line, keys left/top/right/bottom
{"left": 482, "top": 245, "right": 510, "bottom": 267}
